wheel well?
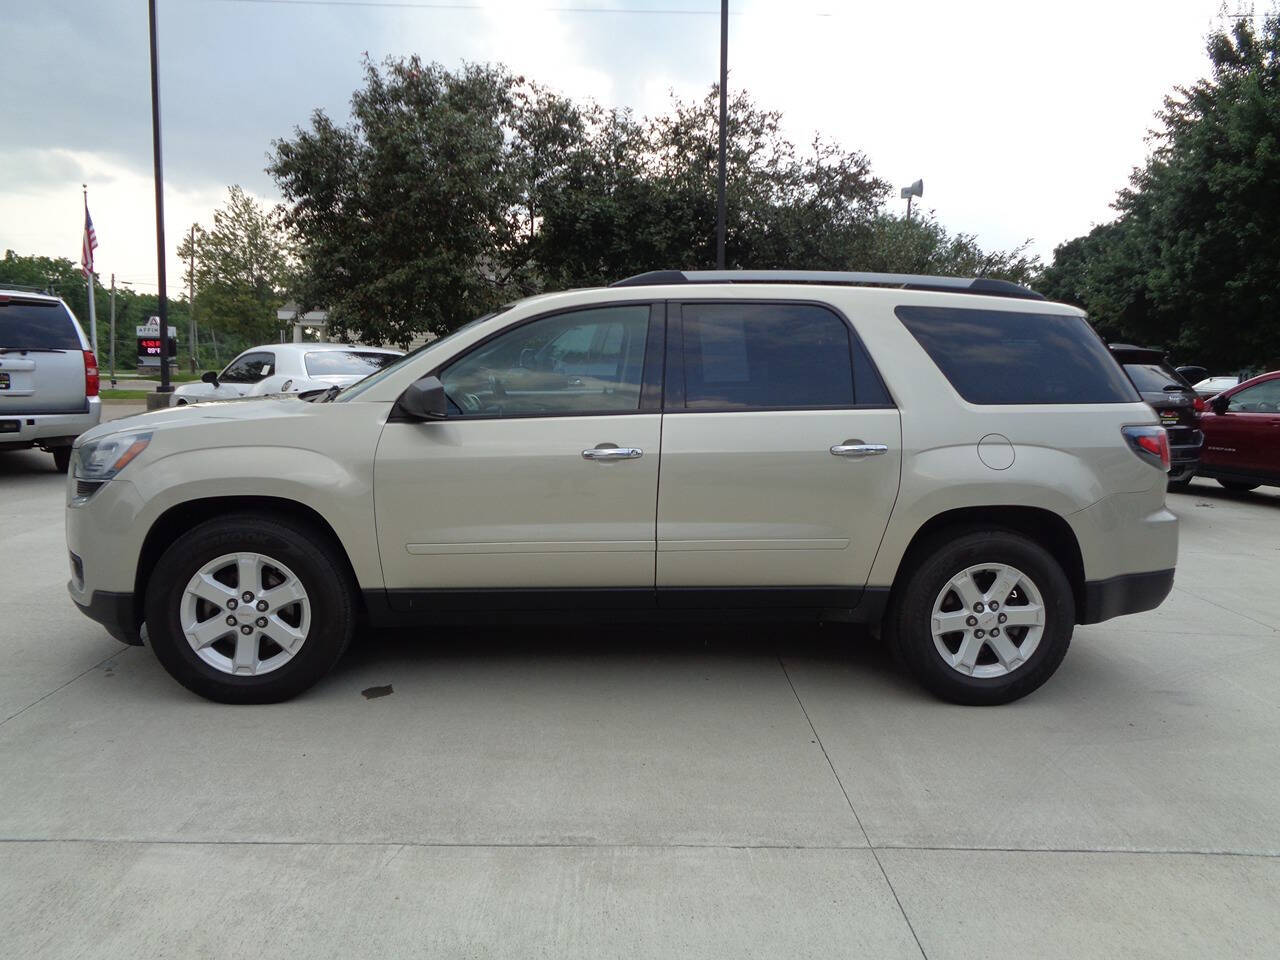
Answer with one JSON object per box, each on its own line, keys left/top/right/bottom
{"left": 134, "top": 496, "right": 362, "bottom": 625}
{"left": 890, "top": 506, "right": 1087, "bottom": 623}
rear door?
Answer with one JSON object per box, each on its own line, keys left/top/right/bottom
{"left": 0, "top": 297, "right": 87, "bottom": 414}
{"left": 656, "top": 300, "right": 901, "bottom": 604}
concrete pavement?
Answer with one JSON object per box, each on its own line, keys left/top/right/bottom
{"left": 1, "top": 450, "right": 1277, "bottom": 958}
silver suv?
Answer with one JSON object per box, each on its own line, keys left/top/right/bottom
{"left": 1, "top": 290, "right": 101, "bottom": 472}
{"left": 65, "top": 271, "right": 1178, "bottom": 705}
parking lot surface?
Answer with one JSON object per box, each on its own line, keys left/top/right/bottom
{"left": 3, "top": 411, "right": 1278, "bottom": 958}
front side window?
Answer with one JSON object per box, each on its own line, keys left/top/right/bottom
{"left": 440, "top": 305, "right": 651, "bottom": 417}
{"left": 896, "top": 306, "right": 1138, "bottom": 405}
{"left": 220, "top": 352, "right": 275, "bottom": 384}
{"left": 1227, "top": 379, "right": 1280, "bottom": 412}
{"left": 678, "top": 302, "right": 875, "bottom": 409}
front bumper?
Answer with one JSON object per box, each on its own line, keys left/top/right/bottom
{"left": 69, "top": 585, "right": 142, "bottom": 645}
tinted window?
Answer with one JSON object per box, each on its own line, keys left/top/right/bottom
{"left": 896, "top": 306, "right": 1138, "bottom": 405}
{"left": 220, "top": 351, "right": 275, "bottom": 383}
{"left": 441, "top": 305, "right": 650, "bottom": 416}
{"left": 1123, "top": 362, "right": 1189, "bottom": 393}
{"left": 680, "top": 303, "right": 863, "bottom": 409}
{"left": 1227, "top": 379, "right": 1280, "bottom": 412}
{"left": 0, "top": 300, "right": 80, "bottom": 350}
{"left": 304, "top": 350, "right": 400, "bottom": 377}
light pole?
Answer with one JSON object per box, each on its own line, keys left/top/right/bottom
{"left": 148, "top": 0, "right": 172, "bottom": 398}
{"left": 900, "top": 178, "right": 923, "bottom": 220}
{"left": 715, "top": 0, "right": 728, "bottom": 269}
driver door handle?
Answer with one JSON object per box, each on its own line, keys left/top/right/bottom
{"left": 582, "top": 444, "right": 643, "bottom": 461}
{"left": 830, "top": 440, "right": 888, "bottom": 458}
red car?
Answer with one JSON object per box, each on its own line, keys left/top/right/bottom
{"left": 1197, "top": 370, "right": 1280, "bottom": 492}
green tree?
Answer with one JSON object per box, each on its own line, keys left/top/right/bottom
{"left": 1039, "top": 10, "right": 1280, "bottom": 370}
{"left": 271, "top": 57, "right": 1039, "bottom": 346}
{"left": 177, "top": 185, "right": 294, "bottom": 347}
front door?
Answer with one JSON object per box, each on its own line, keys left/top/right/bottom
{"left": 1203, "top": 376, "right": 1280, "bottom": 476}
{"left": 374, "top": 303, "right": 663, "bottom": 600}
{"left": 656, "top": 301, "right": 901, "bottom": 602}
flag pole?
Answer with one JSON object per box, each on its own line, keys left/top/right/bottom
{"left": 83, "top": 185, "right": 98, "bottom": 358}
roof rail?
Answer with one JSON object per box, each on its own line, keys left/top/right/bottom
{"left": 609, "top": 269, "right": 1045, "bottom": 301}
{"left": 0, "top": 283, "right": 57, "bottom": 296}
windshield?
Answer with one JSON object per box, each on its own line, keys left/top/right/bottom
{"left": 0, "top": 299, "right": 80, "bottom": 349}
{"left": 304, "top": 350, "right": 400, "bottom": 377}
{"left": 334, "top": 307, "right": 513, "bottom": 402}
{"left": 1123, "top": 362, "right": 1190, "bottom": 392}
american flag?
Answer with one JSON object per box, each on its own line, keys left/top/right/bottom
{"left": 81, "top": 202, "right": 98, "bottom": 279}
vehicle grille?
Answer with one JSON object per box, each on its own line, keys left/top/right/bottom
{"left": 75, "top": 479, "right": 105, "bottom": 499}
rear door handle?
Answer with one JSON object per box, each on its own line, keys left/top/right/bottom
{"left": 830, "top": 441, "right": 888, "bottom": 458}
{"left": 582, "top": 444, "right": 643, "bottom": 461}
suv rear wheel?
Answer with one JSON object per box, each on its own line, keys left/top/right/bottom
{"left": 144, "top": 514, "right": 355, "bottom": 703}
{"left": 889, "top": 530, "right": 1074, "bottom": 705}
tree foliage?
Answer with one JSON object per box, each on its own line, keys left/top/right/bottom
{"left": 271, "top": 57, "right": 1034, "bottom": 346}
{"left": 1039, "top": 11, "right": 1280, "bottom": 370}
{"left": 177, "top": 185, "right": 294, "bottom": 345}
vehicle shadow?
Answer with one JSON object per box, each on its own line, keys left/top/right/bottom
{"left": 0, "top": 448, "right": 61, "bottom": 477}
{"left": 1170, "top": 479, "right": 1280, "bottom": 508}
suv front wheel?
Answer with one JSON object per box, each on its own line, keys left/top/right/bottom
{"left": 889, "top": 530, "right": 1074, "bottom": 705}
{"left": 144, "top": 514, "right": 356, "bottom": 703}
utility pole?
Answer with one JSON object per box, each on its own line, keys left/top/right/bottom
{"left": 715, "top": 0, "right": 728, "bottom": 269}
{"left": 109, "top": 274, "right": 117, "bottom": 387}
{"left": 148, "top": 0, "right": 172, "bottom": 399}
{"left": 188, "top": 223, "right": 197, "bottom": 372}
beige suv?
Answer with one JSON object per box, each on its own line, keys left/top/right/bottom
{"left": 66, "top": 271, "right": 1178, "bottom": 705}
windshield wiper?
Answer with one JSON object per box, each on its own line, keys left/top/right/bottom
{"left": 317, "top": 384, "right": 343, "bottom": 403}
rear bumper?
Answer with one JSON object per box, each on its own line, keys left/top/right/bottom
{"left": 0, "top": 399, "right": 101, "bottom": 448}
{"left": 69, "top": 584, "right": 142, "bottom": 645}
{"left": 1080, "top": 569, "right": 1175, "bottom": 624}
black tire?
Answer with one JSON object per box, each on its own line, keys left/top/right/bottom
{"left": 1218, "top": 479, "right": 1259, "bottom": 492}
{"left": 888, "top": 529, "right": 1074, "bottom": 706}
{"left": 52, "top": 447, "right": 71, "bottom": 473}
{"left": 144, "top": 514, "right": 355, "bottom": 703}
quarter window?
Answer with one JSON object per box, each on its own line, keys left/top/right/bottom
{"left": 678, "top": 303, "right": 884, "bottom": 409}
{"left": 440, "top": 305, "right": 651, "bottom": 417}
{"left": 220, "top": 352, "right": 275, "bottom": 383}
{"left": 896, "top": 306, "right": 1137, "bottom": 405}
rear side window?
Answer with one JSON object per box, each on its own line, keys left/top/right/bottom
{"left": 896, "top": 306, "right": 1138, "bottom": 405}
{"left": 678, "top": 302, "right": 888, "bottom": 409}
{"left": 0, "top": 300, "right": 81, "bottom": 350}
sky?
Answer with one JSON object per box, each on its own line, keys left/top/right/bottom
{"left": 0, "top": 0, "right": 1241, "bottom": 297}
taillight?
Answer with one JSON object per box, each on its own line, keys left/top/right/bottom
{"left": 83, "top": 350, "right": 99, "bottom": 398}
{"left": 1193, "top": 396, "right": 1206, "bottom": 413}
{"left": 1122, "top": 425, "right": 1170, "bottom": 471}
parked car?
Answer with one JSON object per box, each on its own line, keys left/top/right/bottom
{"left": 1108, "top": 344, "right": 1203, "bottom": 487}
{"left": 0, "top": 289, "right": 100, "bottom": 472}
{"left": 1192, "top": 375, "right": 1240, "bottom": 399}
{"left": 172, "top": 342, "right": 403, "bottom": 404}
{"left": 66, "top": 270, "right": 1178, "bottom": 706}
{"left": 1195, "top": 370, "right": 1280, "bottom": 492}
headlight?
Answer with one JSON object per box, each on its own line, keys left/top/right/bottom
{"left": 75, "top": 431, "right": 153, "bottom": 481}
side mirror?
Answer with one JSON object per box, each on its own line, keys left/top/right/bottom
{"left": 395, "top": 375, "right": 449, "bottom": 421}
{"left": 201, "top": 370, "right": 220, "bottom": 386}
{"left": 1210, "top": 395, "right": 1230, "bottom": 415}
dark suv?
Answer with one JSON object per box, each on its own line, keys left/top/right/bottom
{"left": 1109, "top": 345, "right": 1203, "bottom": 487}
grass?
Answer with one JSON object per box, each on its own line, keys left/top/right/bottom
{"left": 110, "top": 370, "right": 203, "bottom": 383}
{"left": 100, "top": 389, "right": 152, "bottom": 401}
